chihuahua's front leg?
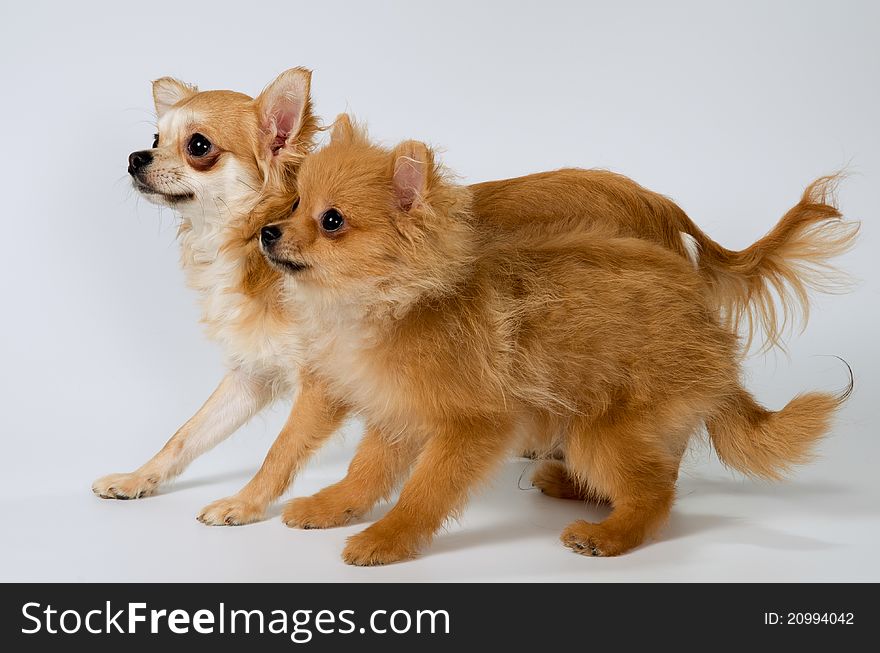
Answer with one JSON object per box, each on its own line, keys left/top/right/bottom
{"left": 92, "top": 369, "right": 273, "bottom": 500}
{"left": 342, "top": 415, "right": 512, "bottom": 566}
{"left": 197, "top": 375, "right": 348, "bottom": 526}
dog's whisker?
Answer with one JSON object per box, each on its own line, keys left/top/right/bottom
{"left": 236, "top": 177, "right": 259, "bottom": 193}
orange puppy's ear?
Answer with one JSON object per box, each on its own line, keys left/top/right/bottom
{"left": 391, "top": 140, "right": 432, "bottom": 212}
{"left": 330, "top": 113, "right": 371, "bottom": 146}
{"left": 152, "top": 77, "right": 197, "bottom": 119}
{"left": 255, "top": 67, "right": 313, "bottom": 160}
{"left": 330, "top": 113, "right": 355, "bottom": 144}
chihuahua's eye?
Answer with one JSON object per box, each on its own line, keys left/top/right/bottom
{"left": 187, "top": 133, "right": 212, "bottom": 157}
{"left": 320, "top": 209, "right": 345, "bottom": 233}
{"left": 152, "top": 133, "right": 159, "bottom": 148}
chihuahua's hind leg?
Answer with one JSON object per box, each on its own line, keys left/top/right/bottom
{"left": 559, "top": 410, "right": 690, "bottom": 557}
{"left": 92, "top": 369, "right": 272, "bottom": 500}
{"left": 283, "top": 425, "right": 420, "bottom": 529}
{"left": 197, "top": 375, "right": 348, "bottom": 526}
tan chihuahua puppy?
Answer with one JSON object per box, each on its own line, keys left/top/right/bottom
{"left": 257, "top": 119, "right": 851, "bottom": 564}
{"left": 92, "top": 68, "right": 321, "bottom": 523}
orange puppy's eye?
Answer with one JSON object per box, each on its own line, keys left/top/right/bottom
{"left": 291, "top": 197, "right": 300, "bottom": 213}
{"left": 187, "top": 133, "right": 212, "bottom": 157}
{"left": 320, "top": 208, "right": 345, "bottom": 234}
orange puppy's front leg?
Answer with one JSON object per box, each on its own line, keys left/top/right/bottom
{"left": 197, "top": 375, "right": 348, "bottom": 526}
{"left": 283, "top": 425, "right": 420, "bottom": 529}
{"left": 342, "top": 416, "right": 511, "bottom": 566}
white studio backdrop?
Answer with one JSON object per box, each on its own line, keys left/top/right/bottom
{"left": 0, "top": 0, "right": 877, "bottom": 581}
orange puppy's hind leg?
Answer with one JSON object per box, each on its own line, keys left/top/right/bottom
{"left": 197, "top": 375, "right": 348, "bottom": 526}
{"left": 532, "top": 460, "right": 610, "bottom": 503}
{"left": 560, "top": 411, "right": 687, "bottom": 557}
{"left": 342, "top": 415, "right": 512, "bottom": 566}
{"left": 520, "top": 446, "right": 564, "bottom": 460}
{"left": 283, "top": 425, "right": 420, "bottom": 529}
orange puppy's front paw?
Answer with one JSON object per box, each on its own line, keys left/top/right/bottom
{"left": 92, "top": 472, "right": 159, "bottom": 500}
{"left": 197, "top": 496, "right": 266, "bottom": 526}
{"left": 560, "top": 520, "right": 638, "bottom": 557}
{"left": 282, "top": 494, "right": 359, "bottom": 529}
{"left": 342, "top": 524, "right": 420, "bottom": 566}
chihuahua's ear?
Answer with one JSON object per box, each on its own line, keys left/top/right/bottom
{"left": 391, "top": 140, "right": 432, "bottom": 212}
{"left": 255, "top": 67, "right": 313, "bottom": 160}
{"left": 152, "top": 77, "right": 197, "bottom": 119}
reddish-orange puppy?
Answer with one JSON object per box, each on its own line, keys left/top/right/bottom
{"left": 257, "top": 119, "right": 853, "bottom": 564}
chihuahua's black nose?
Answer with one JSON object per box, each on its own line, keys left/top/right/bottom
{"left": 261, "top": 225, "right": 283, "bottom": 249}
{"left": 128, "top": 150, "right": 153, "bottom": 175}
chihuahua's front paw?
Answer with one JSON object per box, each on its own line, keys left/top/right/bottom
{"left": 342, "top": 523, "right": 420, "bottom": 566}
{"left": 197, "top": 496, "right": 266, "bottom": 526}
{"left": 282, "top": 494, "right": 360, "bottom": 529}
{"left": 92, "top": 472, "right": 159, "bottom": 500}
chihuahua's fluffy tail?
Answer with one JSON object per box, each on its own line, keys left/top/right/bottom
{"left": 685, "top": 175, "right": 859, "bottom": 351}
{"left": 706, "top": 370, "right": 852, "bottom": 480}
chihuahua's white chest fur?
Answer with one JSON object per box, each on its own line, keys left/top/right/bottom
{"left": 177, "top": 190, "right": 304, "bottom": 391}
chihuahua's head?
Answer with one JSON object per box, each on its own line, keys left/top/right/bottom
{"left": 128, "top": 68, "right": 318, "bottom": 235}
{"left": 256, "top": 115, "right": 473, "bottom": 309}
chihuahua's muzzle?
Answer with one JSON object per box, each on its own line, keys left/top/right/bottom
{"left": 128, "top": 150, "right": 153, "bottom": 176}
{"left": 127, "top": 149, "right": 194, "bottom": 202}
{"left": 127, "top": 149, "right": 155, "bottom": 194}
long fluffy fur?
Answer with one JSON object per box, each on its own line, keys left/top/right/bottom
{"left": 473, "top": 169, "right": 859, "bottom": 351}
{"left": 686, "top": 175, "right": 860, "bottom": 351}
{"left": 706, "top": 361, "right": 853, "bottom": 480}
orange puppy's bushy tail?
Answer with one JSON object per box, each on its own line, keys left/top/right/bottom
{"left": 687, "top": 175, "right": 859, "bottom": 351}
{"left": 706, "top": 368, "right": 852, "bottom": 480}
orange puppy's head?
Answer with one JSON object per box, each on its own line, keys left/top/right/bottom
{"left": 128, "top": 68, "right": 318, "bottom": 232}
{"left": 258, "top": 115, "right": 473, "bottom": 307}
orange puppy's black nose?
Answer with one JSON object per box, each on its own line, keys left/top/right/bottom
{"left": 128, "top": 150, "right": 153, "bottom": 175}
{"left": 261, "top": 225, "right": 283, "bottom": 249}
